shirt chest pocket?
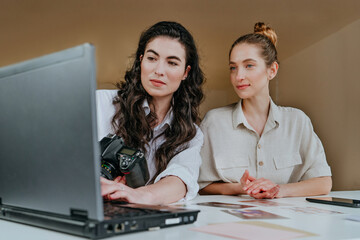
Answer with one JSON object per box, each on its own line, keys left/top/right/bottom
{"left": 273, "top": 153, "right": 302, "bottom": 169}
{"left": 214, "top": 153, "right": 249, "bottom": 183}
{"left": 272, "top": 153, "right": 302, "bottom": 183}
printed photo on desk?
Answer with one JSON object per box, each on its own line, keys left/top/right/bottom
{"left": 239, "top": 199, "right": 292, "bottom": 207}
{"left": 223, "top": 209, "right": 287, "bottom": 219}
{"left": 197, "top": 202, "right": 254, "bottom": 209}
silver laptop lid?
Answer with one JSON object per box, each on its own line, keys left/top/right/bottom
{"left": 0, "top": 43, "right": 103, "bottom": 221}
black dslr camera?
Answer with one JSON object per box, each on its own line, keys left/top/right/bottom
{"left": 100, "top": 134, "right": 149, "bottom": 188}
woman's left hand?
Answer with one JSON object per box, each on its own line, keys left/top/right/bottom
{"left": 100, "top": 177, "right": 154, "bottom": 204}
{"left": 243, "top": 178, "right": 280, "bottom": 199}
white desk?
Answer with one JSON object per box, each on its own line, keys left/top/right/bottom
{"left": 1, "top": 191, "right": 360, "bottom": 240}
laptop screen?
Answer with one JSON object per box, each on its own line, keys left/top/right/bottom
{"left": 0, "top": 44, "right": 104, "bottom": 221}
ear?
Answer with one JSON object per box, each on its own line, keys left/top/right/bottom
{"left": 182, "top": 65, "right": 191, "bottom": 80}
{"left": 267, "top": 62, "right": 279, "bottom": 80}
{"left": 139, "top": 55, "right": 143, "bottom": 62}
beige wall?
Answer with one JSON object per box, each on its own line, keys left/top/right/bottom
{"left": 276, "top": 19, "right": 360, "bottom": 190}
{"left": 1, "top": 1, "right": 359, "bottom": 191}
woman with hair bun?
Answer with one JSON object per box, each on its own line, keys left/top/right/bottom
{"left": 99, "top": 21, "right": 204, "bottom": 204}
{"left": 198, "top": 22, "right": 332, "bottom": 199}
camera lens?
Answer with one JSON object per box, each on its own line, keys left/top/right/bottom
{"left": 100, "top": 159, "right": 120, "bottom": 180}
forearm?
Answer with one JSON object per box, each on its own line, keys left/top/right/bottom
{"left": 139, "top": 176, "right": 187, "bottom": 205}
{"left": 199, "top": 182, "right": 246, "bottom": 195}
{"left": 277, "top": 176, "right": 332, "bottom": 198}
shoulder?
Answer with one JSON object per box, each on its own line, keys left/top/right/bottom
{"left": 190, "top": 123, "right": 204, "bottom": 146}
{"left": 276, "top": 105, "right": 311, "bottom": 123}
{"left": 201, "top": 103, "right": 237, "bottom": 126}
{"left": 96, "top": 89, "right": 118, "bottom": 102}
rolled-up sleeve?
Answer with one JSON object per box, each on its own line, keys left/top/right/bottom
{"left": 300, "top": 116, "right": 332, "bottom": 180}
{"left": 154, "top": 125, "right": 203, "bottom": 200}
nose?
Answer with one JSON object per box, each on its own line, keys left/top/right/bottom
{"left": 235, "top": 67, "right": 245, "bottom": 81}
{"left": 154, "top": 61, "right": 165, "bottom": 76}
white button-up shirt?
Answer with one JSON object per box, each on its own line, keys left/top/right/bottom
{"left": 96, "top": 90, "right": 203, "bottom": 200}
{"left": 198, "top": 99, "right": 332, "bottom": 189}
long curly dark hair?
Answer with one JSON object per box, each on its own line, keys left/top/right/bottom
{"left": 112, "top": 21, "right": 204, "bottom": 183}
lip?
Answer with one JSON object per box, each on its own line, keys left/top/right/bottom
{"left": 150, "top": 79, "right": 166, "bottom": 87}
{"left": 236, "top": 84, "right": 250, "bottom": 90}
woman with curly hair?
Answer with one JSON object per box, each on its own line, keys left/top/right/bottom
{"left": 98, "top": 21, "right": 204, "bottom": 204}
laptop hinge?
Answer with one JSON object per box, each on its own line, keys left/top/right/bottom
{"left": 70, "top": 208, "right": 88, "bottom": 220}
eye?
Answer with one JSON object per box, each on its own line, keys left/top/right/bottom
{"left": 168, "top": 61, "right": 178, "bottom": 66}
{"left": 147, "top": 56, "right": 156, "bottom": 61}
{"left": 229, "top": 66, "right": 236, "bottom": 71}
{"left": 246, "top": 64, "right": 254, "bottom": 69}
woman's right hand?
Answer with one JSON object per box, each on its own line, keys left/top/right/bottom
{"left": 100, "top": 177, "right": 155, "bottom": 204}
{"left": 113, "top": 176, "right": 126, "bottom": 185}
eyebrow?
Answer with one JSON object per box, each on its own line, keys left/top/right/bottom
{"left": 229, "top": 58, "right": 257, "bottom": 64}
{"left": 146, "top": 49, "right": 182, "bottom": 62}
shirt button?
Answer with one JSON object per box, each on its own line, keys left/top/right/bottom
{"left": 258, "top": 161, "right": 264, "bottom": 166}
{"left": 257, "top": 144, "right": 261, "bottom": 149}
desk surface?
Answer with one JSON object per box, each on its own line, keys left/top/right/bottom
{"left": 1, "top": 191, "right": 360, "bottom": 240}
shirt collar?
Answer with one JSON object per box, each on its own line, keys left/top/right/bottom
{"left": 232, "top": 100, "right": 247, "bottom": 129}
{"left": 232, "top": 98, "right": 280, "bottom": 130}
{"left": 142, "top": 98, "right": 173, "bottom": 132}
{"left": 264, "top": 98, "right": 280, "bottom": 131}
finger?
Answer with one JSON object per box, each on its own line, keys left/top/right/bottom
{"left": 250, "top": 188, "right": 274, "bottom": 199}
{"left": 250, "top": 191, "right": 269, "bottom": 199}
{"left": 267, "top": 185, "right": 280, "bottom": 199}
{"left": 108, "top": 190, "right": 129, "bottom": 201}
{"left": 119, "top": 176, "right": 127, "bottom": 185}
{"left": 246, "top": 178, "right": 276, "bottom": 194}
{"left": 251, "top": 185, "right": 280, "bottom": 199}
{"left": 247, "top": 182, "right": 267, "bottom": 194}
{"left": 108, "top": 187, "right": 136, "bottom": 202}
{"left": 244, "top": 178, "right": 265, "bottom": 192}
{"left": 248, "top": 174, "right": 256, "bottom": 181}
{"left": 114, "top": 176, "right": 123, "bottom": 183}
{"left": 240, "top": 170, "right": 249, "bottom": 184}
{"left": 101, "top": 183, "right": 127, "bottom": 196}
{"left": 100, "top": 177, "right": 114, "bottom": 184}
{"left": 101, "top": 184, "right": 117, "bottom": 196}
{"left": 250, "top": 182, "right": 276, "bottom": 194}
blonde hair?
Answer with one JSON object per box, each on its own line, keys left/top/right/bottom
{"left": 229, "top": 22, "right": 279, "bottom": 66}
{"left": 254, "top": 22, "right": 277, "bottom": 47}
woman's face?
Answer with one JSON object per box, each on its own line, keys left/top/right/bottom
{"left": 140, "top": 36, "right": 190, "bottom": 102}
{"left": 229, "top": 43, "right": 277, "bottom": 100}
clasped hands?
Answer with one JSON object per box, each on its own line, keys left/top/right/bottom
{"left": 240, "top": 170, "right": 280, "bottom": 199}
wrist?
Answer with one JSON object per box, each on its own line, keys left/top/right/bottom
{"left": 230, "top": 182, "right": 247, "bottom": 195}
{"left": 275, "top": 184, "right": 285, "bottom": 198}
{"left": 136, "top": 186, "right": 158, "bottom": 204}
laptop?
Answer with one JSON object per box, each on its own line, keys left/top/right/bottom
{"left": 0, "top": 43, "right": 199, "bottom": 239}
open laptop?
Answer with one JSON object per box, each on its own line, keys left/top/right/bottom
{"left": 0, "top": 43, "right": 199, "bottom": 239}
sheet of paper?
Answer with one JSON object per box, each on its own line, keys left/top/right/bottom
{"left": 223, "top": 209, "right": 287, "bottom": 219}
{"left": 284, "top": 206, "right": 343, "bottom": 214}
{"left": 191, "top": 221, "right": 316, "bottom": 240}
{"left": 239, "top": 199, "right": 291, "bottom": 207}
{"left": 197, "top": 202, "right": 254, "bottom": 209}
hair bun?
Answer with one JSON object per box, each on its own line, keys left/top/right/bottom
{"left": 254, "top": 22, "right": 277, "bottom": 46}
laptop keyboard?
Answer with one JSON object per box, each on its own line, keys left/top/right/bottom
{"left": 103, "top": 202, "right": 164, "bottom": 218}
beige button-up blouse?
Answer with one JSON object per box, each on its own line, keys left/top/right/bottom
{"left": 198, "top": 99, "right": 331, "bottom": 189}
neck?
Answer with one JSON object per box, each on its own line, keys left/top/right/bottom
{"left": 242, "top": 94, "right": 270, "bottom": 118}
{"left": 242, "top": 94, "right": 271, "bottom": 136}
{"left": 149, "top": 95, "right": 172, "bottom": 126}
